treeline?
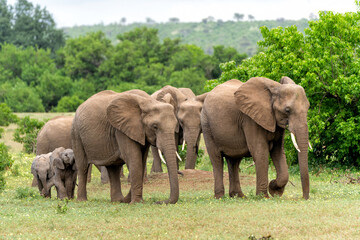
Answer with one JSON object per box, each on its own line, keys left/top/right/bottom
{"left": 64, "top": 19, "right": 309, "bottom": 56}
{"left": 0, "top": 27, "right": 246, "bottom": 112}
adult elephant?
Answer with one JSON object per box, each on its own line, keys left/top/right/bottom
{"left": 201, "top": 77, "right": 310, "bottom": 199}
{"left": 34, "top": 115, "right": 109, "bottom": 186}
{"left": 151, "top": 86, "right": 207, "bottom": 172}
{"left": 72, "top": 90, "right": 180, "bottom": 204}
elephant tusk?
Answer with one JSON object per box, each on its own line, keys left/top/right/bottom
{"left": 176, "top": 151, "right": 182, "bottom": 161}
{"left": 158, "top": 149, "right": 166, "bottom": 164}
{"left": 291, "top": 132, "right": 301, "bottom": 152}
{"left": 182, "top": 140, "right": 186, "bottom": 151}
{"left": 308, "top": 142, "right": 313, "bottom": 150}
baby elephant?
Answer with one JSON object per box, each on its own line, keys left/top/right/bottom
{"left": 50, "top": 147, "right": 77, "bottom": 199}
{"left": 31, "top": 153, "right": 54, "bottom": 198}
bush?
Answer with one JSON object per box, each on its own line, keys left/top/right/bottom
{"left": 54, "top": 95, "right": 83, "bottom": 112}
{"left": 13, "top": 116, "right": 45, "bottom": 153}
{"left": 0, "top": 143, "right": 13, "bottom": 192}
{"left": 15, "top": 186, "right": 41, "bottom": 199}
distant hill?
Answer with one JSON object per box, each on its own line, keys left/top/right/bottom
{"left": 63, "top": 19, "right": 309, "bottom": 56}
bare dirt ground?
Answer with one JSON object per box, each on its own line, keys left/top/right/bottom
{"left": 144, "top": 169, "right": 255, "bottom": 193}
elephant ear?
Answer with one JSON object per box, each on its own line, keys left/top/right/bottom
{"left": 107, "top": 93, "right": 149, "bottom": 145}
{"left": 234, "top": 77, "right": 281, "bottom": 133}
{"left": 156, "top": 86, "right": 187, "bottom": 112}
{"left": 54, "top": 158, "right": 65, "bottom": 170}
{"left": 195, "top": 92, "right": 208, "bottom": 104}
{"left": 280, "top": 76, "right": 296, "bottom": 85}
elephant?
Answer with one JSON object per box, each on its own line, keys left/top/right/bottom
{"left": 31, "top": 152, "right": 54, "bottom": 197}
{"left": 72, "top": 89, "right": 180, "bottom": 204}
{"left": 34, "top": 115, "right": 109, "bottom": 186}
{"left": 50, "top": 147, "right": 77, "bottom": 199}
{"left": 151, "top": 86, "right": 207, "bottom": 172}
{"left": 201, "top": 77, "right": 310, "bottom": 199}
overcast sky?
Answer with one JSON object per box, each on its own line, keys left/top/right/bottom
{"left": 7, "top": 0, "right": 359, "bottom": 28}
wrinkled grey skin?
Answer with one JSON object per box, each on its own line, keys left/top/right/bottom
{"left": 31, "top": 153, "right": 54, "bottom": 197}
{"left": 50, "top": 147, "right": 77, "bottom": 199}
{"left": 151, "top": 86, "right": 207, "bottom": 172}
{"left": 201, "top": 77, "right": 310, "bottom": 199}
{"left": 33, "top": 115, "right": 109, "bottom": 187}
{"left": 72, "top": 90, "right": 180, "bottom": 204}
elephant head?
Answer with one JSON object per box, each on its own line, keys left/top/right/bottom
{"left": 107, "top": 91, "right": 180, "bottom": 204}
{"left": 31, "top": 153, "right": 53, "bottom": 197}
{"left": 53, "top": 148, "right": 76, "bottom": 171}
{"left": 156, "top": 86, "right": 207, "bottom": 169}
{"left": 234, "top": 77, "right": 310, "bottom": 199}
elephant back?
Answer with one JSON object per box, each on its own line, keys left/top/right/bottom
{"left": 36, "top": 116, "right": 73, "bottom": 155}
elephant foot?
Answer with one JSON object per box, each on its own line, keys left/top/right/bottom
{"left": 155, "top": 199, "right": 170, "bottom": 205}
{"left": 229, "top": 191, "right": 246, "bottom": 198}
{"left": 214, "top": 191, "right": 225, "bottom": 199}
{"left": 77, "top": 196, "right": 88, "bottom": 201}
{"left": 130, "top": 198, "right": 143, "bottom": 204}
{"left": 268, "top": 180, "right": 285, "bottom": 197}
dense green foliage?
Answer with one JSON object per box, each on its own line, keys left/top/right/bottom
{"left": 0, "top": 26, "right": 246, "bottom": 112}
{"left": 0, "top": 0, "right": 65, "bottom": 53}
{"left": 13, "top": 116, "right": 44, "bottom": 153}
{"left": 211, "top": 9, "right": 360, "bottom": 168}
{"left": 64, "top": 19, "right": 309, "bottom": 56}
{"left": 0, "top": 103, "right": 16, "bottom": 192}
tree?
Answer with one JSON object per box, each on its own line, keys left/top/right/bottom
{"left": 0, "top": 81, "right": 44, "bottom": 112}
{"left": 11, "top": 0, "right": 65, "bottom": 52}
{"left": 13, "top": 116, "right": 45, "bottom": 153}
{"left": 168, "top": 17, "right": 179, "bottom": 23}
{"left": 248, "top": 15, "right": 255, "bottom": 21}
{"left": 233, "top": 13, "right": 244, "bottom": 21}
{"left": 62, "top": 31, "right": 113, "bottom": 86}
{"left": 0, "top": 0, "right": 12, "bottom": 44}
{"left": 213, "top": 9, "right": 360, "bottom": 167}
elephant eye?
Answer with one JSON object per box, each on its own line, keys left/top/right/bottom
{"left": 285, "top": 106, "right": 291, "bottom": 114}
{"left": 152, "top": 123, "right": 158, "bottom": 131}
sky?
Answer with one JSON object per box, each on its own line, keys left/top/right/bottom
{"left": 6, "top": 0, "right": 359, "bottom": 28}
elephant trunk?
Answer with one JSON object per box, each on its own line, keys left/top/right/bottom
{"left": 184, "top": 128, "right": 201, "bottom": 169}
{"left": 161, "top": 142, "right": 179, "bottom": 204}
{"left": 294, "top": 125, "right": 310, "bottom": 200}
{"left": 39, "top": 176, "right": 50, "bottom": 197}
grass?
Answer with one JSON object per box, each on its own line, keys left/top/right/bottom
{"left": 1, "top": 113, "right": 360, "bottom": 239}
{"left": 1, "top": 153, "right": 360, "bottom": 239}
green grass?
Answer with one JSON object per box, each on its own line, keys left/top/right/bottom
{"left": 1, "top": 153, "right": 359, "bottom": 239}
{"left": 1, "top": 113, "right": 360, "bottom": 239}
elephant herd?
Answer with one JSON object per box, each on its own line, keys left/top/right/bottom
{"left": 31, "top": 77, "right": 310, "bottom": 203}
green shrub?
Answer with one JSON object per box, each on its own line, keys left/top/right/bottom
{"left": 0, "top": 143, "right": 13, "bottom": 192}
{"left": 54, "top": 95, "right": 83, "bottom": 112}
{"left": 15, "top": 186, "right": 41, "bottom": 199}
{"left": 13, "top": 116, "right": 45, "bottom": 153}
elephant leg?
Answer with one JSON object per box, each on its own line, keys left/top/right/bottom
{"left": 36, "top": 176, "right": 43, "bottom": 195}
{"left": 73, "top": 137, "right": 88, "bottom": 201}
{"left": 243, "top": 122, "right": 270, "bottom": 198}
{"left": 150, "top": 146, "right": 163, "bottom": 173}
{"left": 202, "top": 126, "right": 224, "bottom": 199}
{"left": 56, "top": 177, "right": 67, "bottom": 199}
{"left": 269, "top": 138, "right": 289, "bottom": 197}
{"left": 128, "top": 150, "right": 145, "bottom": 204}
{"left": 226, "top": 157, "right": 245, "bottom": 198}
{"left": 87, "top": 164, "right": 92, "bottom": 183}
{"left": 142, "top": 147, "right": 149, "bottom": 183}
{"left": 31, "top": 176, "right": 38, "bottom": 187}
{"left": 106, "top": 165, "right": 124, "bottom": 202}
{"left": 120, "top": 165, "right": 125, "bottom": 178}
{"left": 93, "top": 165, "right": 109, "bottom": 184}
